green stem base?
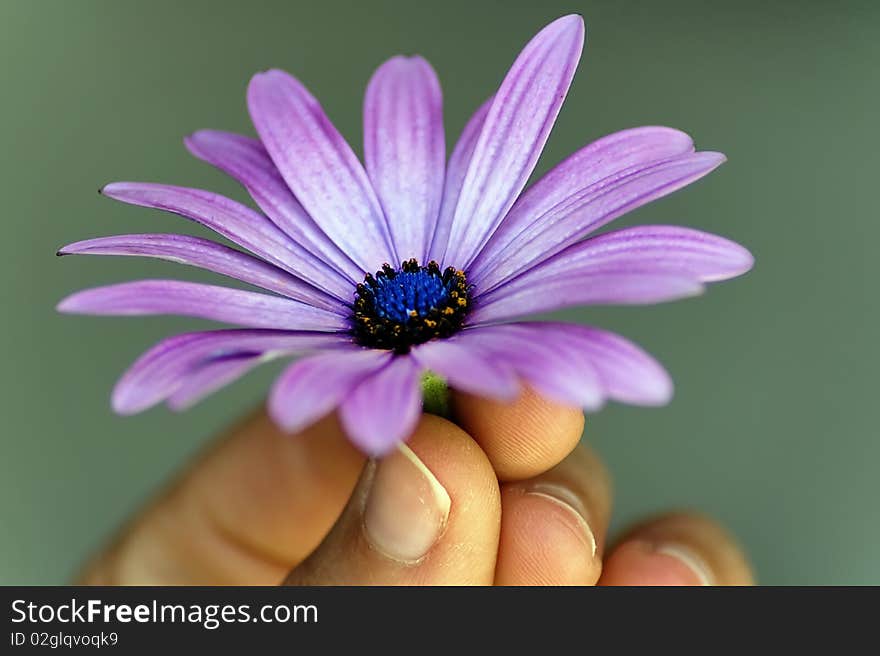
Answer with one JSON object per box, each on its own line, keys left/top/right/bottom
{"left": 420, "top": 371, "right": 451, "bottom": 419}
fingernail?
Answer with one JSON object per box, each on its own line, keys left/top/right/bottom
{"left": 525, "top": 483, "right": 596, "bottom": 557}
{"left": 656, "top": 544, "right": 714, "bottom": 586}
{"left": 363, "top": 443, "right": 451, "bottom": 563}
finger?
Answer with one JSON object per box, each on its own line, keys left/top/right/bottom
{"left": 599, "top": 512, "right": 754, "bottom": 586}
{"left": 285, "top": 414, "right": 501, "bottom": 585}
{"left": 78, "top": 409, "right": 365, "bottom": 585}
{"left": 494, "top": 443, "right": 612, "bottom": 585}
{"left": 452, "top": 387, "right": 585, "bottom": 481}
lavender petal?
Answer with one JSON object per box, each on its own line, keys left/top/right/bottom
{"left": 167, "top": 353, "right": 268, "bottom": 411}
{"left": 426, "top": 97, "right": 492, "bottom": 264}
{"left": 364, "top": 56, "right": 445, "bottom": 261}
{"left": 481, "top": 225, "right": 753, "bottom": 309}
{"left": 100, "top": 182, "right": 353, "bottom": 302}
{"left": 57, "top": 280, "right": 348, "bottom": 331}
{"left": 472, "top": 151, "right": 727, "bottom": 293}
{"left": 185, "top": 130, "right": 362, "bottom": 288}
{"left": 468, "top": 126, "right": 696, "bottom": 284}
{"left": 269, "top": 347, "right": 392, "bottom": 433}
{"left": 441, "top": 15, "right": 584, "bottom": 269}
{"left": 111, "top": 330, "right": 349, "bottom": 414}
{"left": 540, "top": 323, "right": 673, "bottom": 405}
{"left": 247, "top": 69, "right": 397, "bottom": 271}
{"left": 470, "top": 271, "right": 704, "bottom": 324}
{"left": 57, "top": 233, "right": 344, "bottom": 313}
{"left": 339, "top": 355, "right": 422, "bottom": 455}
{"left": 410, "top": 338, "right": 519, "bottom": 400}
{"left": 451, "top": 324, "right": 604, "bottom": 409}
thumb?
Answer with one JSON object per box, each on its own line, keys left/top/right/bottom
{"left": 285, "top": 414, "right": 501, "bottom": 585}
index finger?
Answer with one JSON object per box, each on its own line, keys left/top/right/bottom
{"left": 452, "top": 387, "right": 585, "bottom": 481}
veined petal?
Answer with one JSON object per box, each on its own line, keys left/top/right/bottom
{"left": 410, "top": 338, "right": 519, "bottom": 400}
{"left": 472, "top": 151, "right": 726, "bottom": 292}
{"left": 427, "top": 96, "right": 492, "bottom": 263}
{"left": 538, "top": 323, "right": 673, "bottom": 405}
{"left": 185, "top": 129, "right": 361, "bottom": 289}
{"left": 442, "top": 15, "right": 585, "bottom": 269}
{"left": 339, "top": 355, "right": 422, "bottom": 455}
{"left": 452, "top": 324, "right": 604, "bottom": 409}
{"left": 464, "top": 322, "right": 672, "bottom": 406}
{"left": 112, "top": 329, "right": 349, "bottom": 414}
{"left": 167, "top": 353, "right": 269, "bottom": 411}
{"left": 100, "top": 182, "right": 353, "bottom": 302}
{"left": 484, "top": 225, "right": 754, "bottom": 306}
{"left": 468, "top": 126, "right": 696, "bottom": 283}
{"left": 247, "top": 69, "right": 397, "bottom": 271}
{"left": 57, "top": 233, "right": 344, "bottom": 313}
{"left": 57, "top": 280, "right": 348, "bottom": 331}
{"left": 269, "top": 347, "right": 392, "bottom": 433}
{"left": 469, "top": 271, "right": 703, "bottom": 324}
{"left": 364, "top": 56, "right": 445, "bottom": 261}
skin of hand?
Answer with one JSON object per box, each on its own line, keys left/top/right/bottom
{"left": 77, "top": 389, "right": 753, "bottom": 586}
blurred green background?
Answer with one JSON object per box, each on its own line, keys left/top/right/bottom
{"left": 2, "top": 0, "right": 877, "bottom": 585}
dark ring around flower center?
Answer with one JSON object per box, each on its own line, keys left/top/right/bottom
{"left": 351, "top": 258, "right": 471, "bottom": 353}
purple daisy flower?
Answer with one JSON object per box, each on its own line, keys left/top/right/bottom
{"left": 57, "top": 15, "right": 753, "bottom": 455}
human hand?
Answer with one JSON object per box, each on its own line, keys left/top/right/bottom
{"left": 78, "top": 390, "right": 752, "bottom": 586}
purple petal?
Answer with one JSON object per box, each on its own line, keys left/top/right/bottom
{"left": 111, "top": 330, "right": 349, "bottom": 414}
{"left": 468, "top": 126, "right": 696, "bottom": 283}
{"left": 339, "top": 355, "right": 423, "bottom": 455}
{"left": 482, "top": 225, "right": 753, "bottom": 308}
{"left": 57, "top": 233, "right": 344, "bottom": 313}
{"left": 185, "top": 130, "right": 361, "bottom": 289}
{"left": 542, "top": 323, "right": 673, "bottom": 405}
{"left": 167, "top": 353, "right": 268, "bottom": 411}
{"left": 247, "top": 69, "right": 397, "bottom": 271}
{"left": 364, "top": 56, "right": 445, "bottom": 261}
{"left": 269, "top": 347, "right": 391, "bottom": 433}
{"left": 100, "top": 182, "right": 353, "bottom": 302}
{"left": 410, "top": 338, "right": 520, "bottom": 400}
{"left": 57, "top": 280, "right": 348, "bottom": 331}
{"left": 469, "top": 272, "right": 704, "bottom": 325}
{"left": 427, "top": 96, "right": 492, "bottom": 263}
{"left": 452, "top": 324, "right": 604, "bottom": 409}
{"left": 441, "top": 15, "right": 585, "bottom": 269}
{"left": 472, "top": 151, "right": 727, "bottom": 293}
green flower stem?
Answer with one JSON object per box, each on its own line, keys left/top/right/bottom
{"left": 420, "top": 371, "right": 451, "bottom": 419}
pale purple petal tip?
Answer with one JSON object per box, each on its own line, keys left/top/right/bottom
{"left": 57, "top": 233, "right": 344, "bottom": 312}
{"left": 451, "top": 324, "right": 604, "bottom": 409}
{"left": 110, "top": 330, "right": 349, "bottom": 415}
{"left": 339, "top": 356, "right": 423, "bottom": 455}
{"left": 247, "top": 68, "right": 397, "bottom": 270}
{"left": 468, "top": 125, "right": 697, "bottom": 283}
{"left": 268, "top": 348, "right": 391, "bottom": 434}
{"left": 443, "top": 14, "right": 585, "bottom": 269}
{"left": 364, "top": 55, "right": 445, "bottom": 262}
{"left": 183, "top": 129, "right": 362, "bottom": 290}
{"left": 98, "top": 181, "right": 353, "bottom": 303}
{"left": 458, "top": 322, "right": 673, "bottom": 409}
{"left": 57, "top": 280, "right": 347, "bottom": 331}
{"left": 473, "top": 149, "right": 728, "bottom": 292}
{"left": 470, "top": 272, "right": 704, "bottom": 325}
{"left": 410, "top": 338, "right": 520, "bottom": 401}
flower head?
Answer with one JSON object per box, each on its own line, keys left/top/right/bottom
{"left": 57, "top": 15, "right": 753, "bottom": 455}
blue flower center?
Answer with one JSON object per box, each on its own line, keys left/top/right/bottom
{"left": 352, "top": 259, "right": 471, "bottom": 352}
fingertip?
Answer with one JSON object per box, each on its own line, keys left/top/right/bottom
{"left": 285, "top": 413, "right": 502, "bottom": 585}
{"left": 600, "top": 512, "right": 754, "bottom": 586}
{"left": 452, "top": 387, "right": 585, "bottom": 481}
{"left": 599, "top": 540, "right": 711, "bottom": 586}
{"left": 495, "top": 486, "right": 600, "bottom": 586}
{"left": 493, "top": 444, "right": 611, "bottom": 586}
